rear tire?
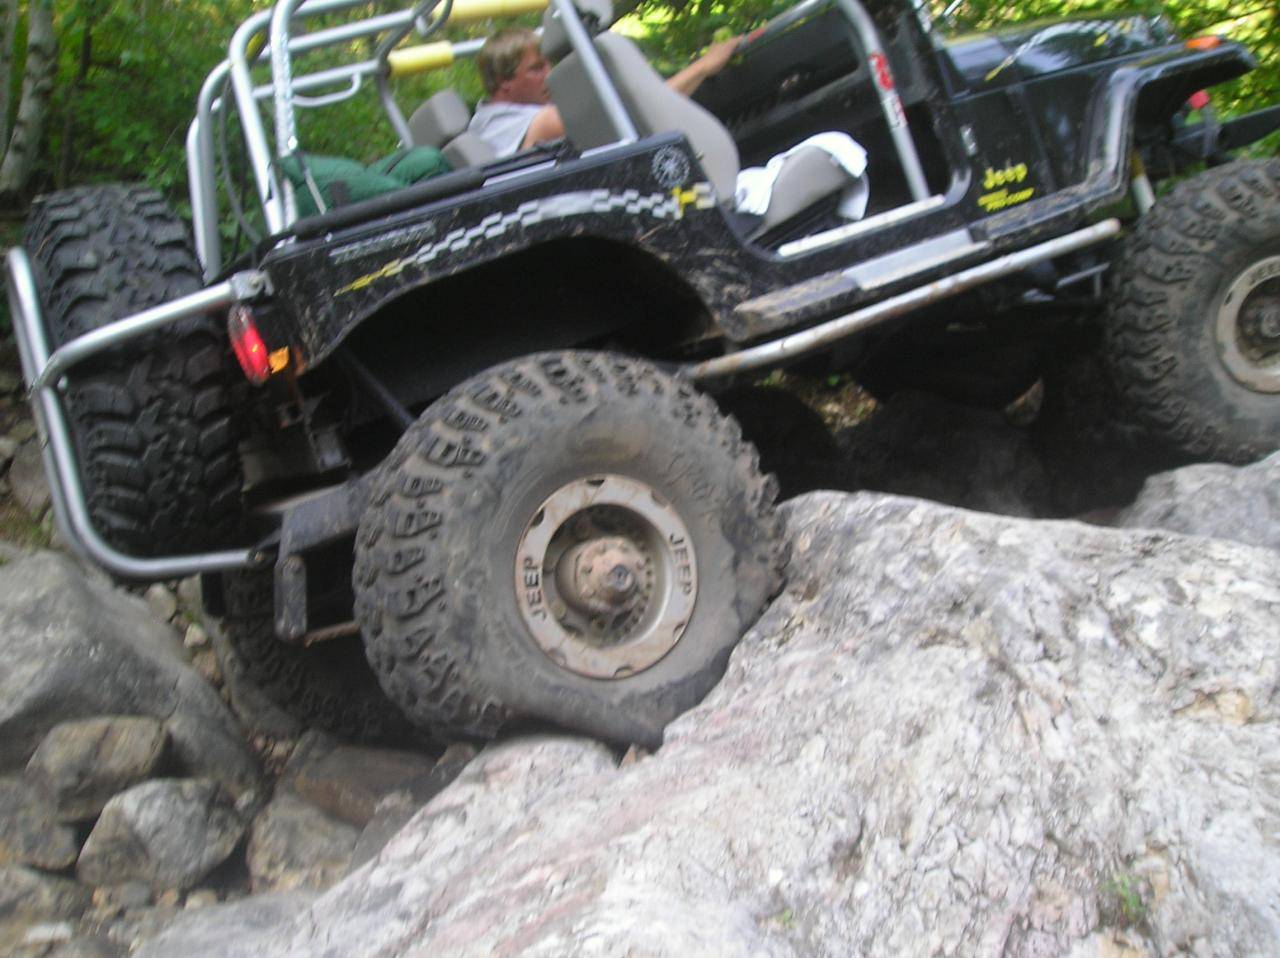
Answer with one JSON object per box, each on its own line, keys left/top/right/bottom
{"left": 354, "top": 352, "right": 786, "bottom": 747}
{"left": 1105, "top": 158, "right": 1280, "bottom": 462}
{"left": 24, "top": 184, "right": 244, "bottom": 557}
{"left": 219, "top": 568, "right": 405, "bottom": 743}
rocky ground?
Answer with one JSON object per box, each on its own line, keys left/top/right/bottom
{"left": 0, "top": 348, "right": 1275, "bottom": 956}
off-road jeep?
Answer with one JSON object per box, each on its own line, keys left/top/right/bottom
{"left": 8, "top": 0, "right": 1279, "bottom": 746}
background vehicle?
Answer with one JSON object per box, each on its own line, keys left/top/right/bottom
{"left": 8, "top": 0, "right": 1279, "bottom": 745}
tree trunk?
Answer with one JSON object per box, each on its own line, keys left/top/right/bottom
{"left": 0, "top": 0, "right": 18, "bottom": 148}
{"left": 0, "top": 0, "right": 57, "bottom": 201}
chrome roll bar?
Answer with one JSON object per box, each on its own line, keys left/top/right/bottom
{"left": 5, "top": 248, "right": 267, "bottom": 579}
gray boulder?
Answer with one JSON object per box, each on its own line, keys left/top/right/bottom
{"left": 0, "top": 553, "right": 257, "bottom": 793}
{"left": 280, "top": 732, "right": 436, "bottom": 827}
{"left": 0, "top": 866, "right": 91, "bottom": 922}
{"left": 1115, "top": 450, "right": 1280, "bottom": 550}
{"left": 7, "top": 440, "right": 50, "bottom": 519}
{"left": 0, "top": 778, "right": 80, "bottom": 870}
{"left": 246, "top": 793, "right": 358, "bottom": 893}
{"left": 26, "top": 716, "right": 169, "bottom": 822}
{"left": 130, "top": 893, "right": 316, "bottom": 958}
{"left": 159, "top": 489, "right": 1278, "bottom": 957}
{"left": 77, "top": 780, "right": 245, "bottom": 892}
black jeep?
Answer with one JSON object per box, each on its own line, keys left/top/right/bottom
{"left": 8, "top": 0, "right": 1279, "bottom": 746}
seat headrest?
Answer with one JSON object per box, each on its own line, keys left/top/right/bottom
{"left": 540, "top": 0, "right": 613, "bottom": 62}
{"left": 407, "top": 88, "right": 471, "bottom": 148}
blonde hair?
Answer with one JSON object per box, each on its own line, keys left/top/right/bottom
{"left": 478, "top": 27, "right": 539, "bottom": 96}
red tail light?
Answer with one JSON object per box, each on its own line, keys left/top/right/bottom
{"left": 228, "top": 304, "right": 271, "bottom": 385}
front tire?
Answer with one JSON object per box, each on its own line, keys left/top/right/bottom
{"left": 1105, "top": 158, "right": 1280, "bottom": 462}
{"left": 353, "top": 352, "right": 786, "bottom": 747}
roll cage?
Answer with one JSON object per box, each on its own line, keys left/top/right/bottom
{"left": 187, "top": 0, "right": 937, "bottom": 278}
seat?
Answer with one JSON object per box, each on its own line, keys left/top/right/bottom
{"left": 542, "top": 6, "right": 857, "bottom": 234}
{"left": 408, "top": 88, "right": 497, "bottom": 169}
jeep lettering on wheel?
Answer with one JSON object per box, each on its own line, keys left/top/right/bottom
{"left": 514, "top": 475, "right": 698, "bottom": 680}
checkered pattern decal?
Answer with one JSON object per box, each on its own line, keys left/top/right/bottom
{"left": 336, "top": 184, "right": 716, "bottom": 296}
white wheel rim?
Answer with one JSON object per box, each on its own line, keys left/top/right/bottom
{"left": 514, "top": 474, "right": 698, "bottom": 680}
{"left": 1215, "top": 254, "right": 1280, "bottom": 393}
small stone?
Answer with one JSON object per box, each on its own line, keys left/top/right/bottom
{"left": 189, "top": 649, "right": 222, "bottom": 687}
{"left": 90, "top": 883, "right": 153, "bottom": 916}
{"left": 0, "top": 435, "right": 19, "bottom": 469}
{"left": 0, "top": 777, "right": 81, "bottom": 870}
{"left": 619, "top": 744, "right": 651, "bottom": 767}
{"left": 143, "top": 585, "right": 178, "bottom": 624}
{"left": 182, "top": 624, "right": 208, "bottom": 650}
{"left": 26, "top": 716, "right": 169, "bottom": 822}
{"left": 246, "top": 792, "right": 359, "bottom": 893}
{"left": 46, "top": 935, "right": 124, "bottom": 958}
{"left": 0, "top": 865, "right": 91, "bottom": 922}
{"left": 77, "top": 779, "right": 245, "bottom": 892}
{"left": 283, "top": 731, "right": 436, "bottom": 827}
{"left": 175, "top": 577, "right": 202, "bottom": 615}
{"left": 23, "top": 921, "right": 74, "bottom": 946}
{"left": 155, "top": 890, "right": 181, "bottom": 909}
{"left": 183, "top": 891, "right": 218, "bottom": 910}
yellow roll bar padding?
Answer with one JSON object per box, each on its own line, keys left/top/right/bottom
{"left": 246, "top": 31, "right": 268, "bottom": 62}
{"left": 446, "top": 0, "right": 549, "bottom": 23}
{"left": 388, "top": 41, "right": 457, "bottom": 77}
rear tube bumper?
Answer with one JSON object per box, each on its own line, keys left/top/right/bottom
{"left": 5, "top": 247, "right": 266, "bottom": 580}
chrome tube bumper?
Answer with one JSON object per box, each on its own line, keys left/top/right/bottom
{"left": 5, "top": 247, "right": 266, "bottom": 580}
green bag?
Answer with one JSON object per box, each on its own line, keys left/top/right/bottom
{"left": 278, "top": 147, "right": 452, "bottom": 217}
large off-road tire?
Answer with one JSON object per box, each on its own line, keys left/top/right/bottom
{"left": 353, "top": 352, "right": 786, "bottom": 747}
{"left": 1105, "top": 158, "right": 1280, "bottom": 462}
{"left": 220, "top": 568, "right": 406, "bottom": 743}
{"left": 23, "top": 184, "right": 243, "bottom": 556}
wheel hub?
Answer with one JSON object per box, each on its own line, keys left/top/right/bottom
{"left": 555, "top": 536, "right": 647, "bottom": 618}
{"left": 514, "top": 475, "right": 698, "bottom": 680}
{"left": 1215, "top": 255, "right": 1280, "bottom": 393}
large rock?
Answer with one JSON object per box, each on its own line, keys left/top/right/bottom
{"left": 281, "top": 732, "right": 436, "bottom": 827}
{"left": 0, "top": 866, "right": 91, "bottom": 922}
{"left": 246, "top": 793, "right": 359, "bottom": 893}
{"left": 77, "top": 780, "right": 245, "bottom": 892}
{"left": 7, "top": 440, "right": 50, "bottom": 519}
{"left": 0, "top": 778, "right": 80, "bottom": 870}
{"left": 131, "top": 893, "right": 316, "bottom": 958}
{"left": 153, "top": 489, "right": 1279, "bottom": 956}
{"left": 26, "top": 717, "right": 169, "bottom": 822}
{"left": 1115, "top": 450, "right": 1280, "bottom": 550}
{"left": 0, "top": 553, "right": 257, "bottom": 793}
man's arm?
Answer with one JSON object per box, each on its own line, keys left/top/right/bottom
{"left": 521, "top": 104, "right": 565, "bottom": 149}
{"left": 666, "top": 37, "right": 741, "bottom": 97}
{"left": 519, "top": 35, "right": 742, "bottom": 149}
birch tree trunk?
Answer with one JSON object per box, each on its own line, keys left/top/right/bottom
{"left": 0, "top": 0, "right": 18, "bottom": 148}
{"left": 0, "top": 0, "right": 57, "bottom": 200}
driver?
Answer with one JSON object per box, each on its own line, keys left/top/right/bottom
{"left": 469, "top": 26, "right": 741, "bottom": 158}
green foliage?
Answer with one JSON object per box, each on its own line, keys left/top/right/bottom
{"left": 12, "top": 0, "right": 1279, "bottom": 210}
{"left": 1102, "top": 873, "right": 1148, "bottom": 928}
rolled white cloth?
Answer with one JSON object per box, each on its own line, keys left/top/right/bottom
{"left": 734, "top": 131, "right": 870, "bottom": 220}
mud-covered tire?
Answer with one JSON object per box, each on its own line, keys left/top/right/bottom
{"left": 353, "top": 352, "right": 786, "bottom": 747}
{"left": 220, "top": 569, "right": 406, "bottom": 743}
{"left": 1105, "top": 158, "right": 1280, "bottom": 462}
{"left": 23, "top": 184, "right": 244, "bottom": 556}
